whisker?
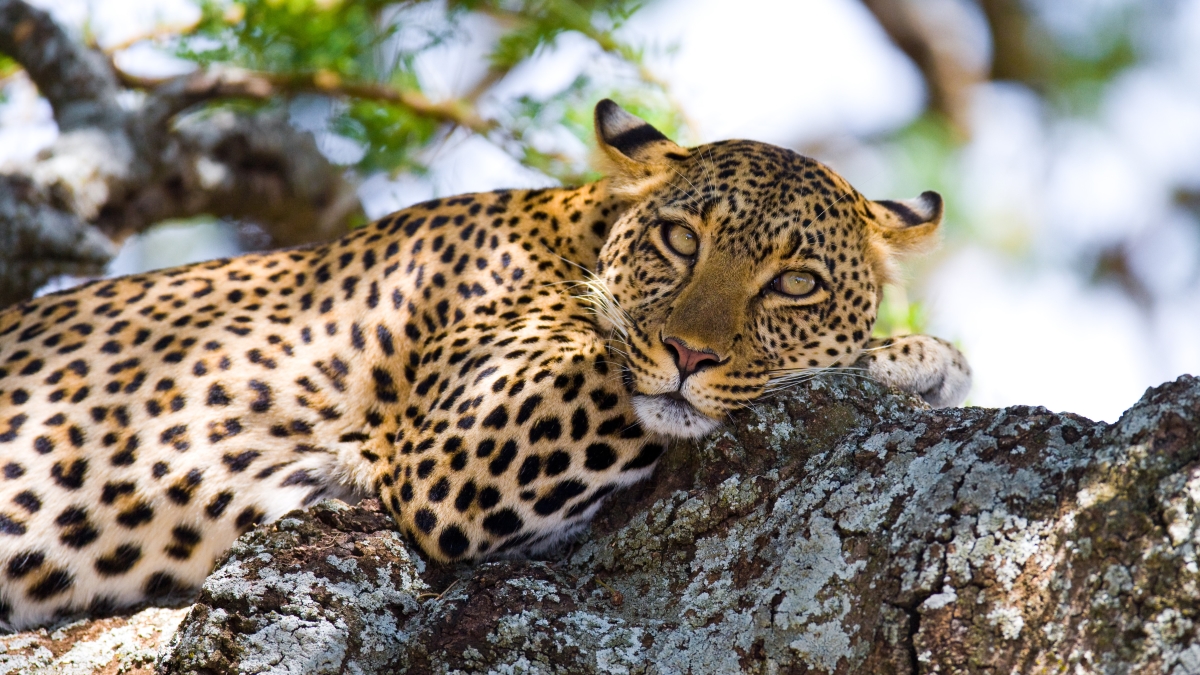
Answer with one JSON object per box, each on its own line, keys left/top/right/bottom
{"left": 661, "top": 177, "right": 696, "bottom": 203}
{"left": 812, "top": 189, "right": 854, "bottom": 224}
{"left": 546, "top": 255, "right": 633, "bottom": 340}
{"left": 761, "top": 367, "right": 876, "bottom": 397}
{"left": 670, "top": 167, "right": 701, "bottom": 203}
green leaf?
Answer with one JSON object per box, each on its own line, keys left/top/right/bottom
{"left": 173, "top": 0, "right": 680, "bottom": 181}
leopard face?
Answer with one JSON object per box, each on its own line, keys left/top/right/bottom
{"left": 590, "top": 101, "right": 943, "bottom": 438}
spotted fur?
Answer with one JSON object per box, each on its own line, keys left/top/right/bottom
{"left": 0, "top": 100, "right": 969, "bottom": 629}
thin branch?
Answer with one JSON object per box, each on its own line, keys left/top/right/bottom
{"left": 101, "top": 19, "right": 201, "bottom": 56}
{"left": 119, "top": 65, "right": 497, "bottom": 135}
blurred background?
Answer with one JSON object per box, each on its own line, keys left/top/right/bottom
{"left": 1, "top": 0, "right": 1198, "bottom": 422}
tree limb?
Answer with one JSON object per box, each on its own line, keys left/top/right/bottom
{"left": 0, "top": 0, "right": 363, "bottom": 306}
{"left": 151, "top": 375, "right": 1200, "bottom": 673}
{"left": 0, "top": 175, "right": 115, "bottom": 307}
{"left": 109, "top": 106, "right": 363, "bottom": 247}
{"left": 0, "top": 0, "right": 122, "bottom": 130}
{"left": 121, "top": 66, "right": 497, "bottom": 135}
{"left": 860, "top": 0, "right": 987, "bottom": 138}
{"left": 978, "top": 0, "right": 1051, "bottom": 85}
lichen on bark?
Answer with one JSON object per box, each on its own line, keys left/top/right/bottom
{"left": 144, "top": 373, "right": 1200, "bottom": 673}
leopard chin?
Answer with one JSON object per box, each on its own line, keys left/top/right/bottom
{"left": 631, "top": 393, "right": 722, "bottom": 439}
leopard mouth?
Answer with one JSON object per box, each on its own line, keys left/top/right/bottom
{"left": 630, "top": 391, "right": 721, "bottom": 439}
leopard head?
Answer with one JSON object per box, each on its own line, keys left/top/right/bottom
{"left": 590, "top": 100, "right": 943, "bottom": 438}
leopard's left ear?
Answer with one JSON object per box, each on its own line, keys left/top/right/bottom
{"left": 867, "top": 191, "right": 943, "bottom": 256}
{"left": 594, "top": 99, "right": 688, "bottom": 194}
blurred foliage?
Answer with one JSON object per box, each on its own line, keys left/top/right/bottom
{"left": 869, "top": 115, "right": 956, "bottom": 338}
{"left": 0, "top": 54, "right": 18, "bottom": 104}
{"left": 176, "top": 0, "right": 677, "bottom": 182}
{"left": 867, "top": 0, "right": 1172, "bottom": 327}
{"left": 332, "top": 98, "right": 442, "bottom": 174}
{"left": 0, "top": 54, "right": 17, "bottom": 78}
{"left": 880, "top": 115, "right": 961, "bottom": 231}
{"left": 502, "top": 73, "right": 686, "bottom": 183}
{"left": 451, "top": 0, "right": 643, "bottom": 68}
{"left": 988, "top": 0, "right": 1142, "bottom": 116}
{"left": 872, "top": 286, "right": 928, "bottom": 338}
{"left": 1041, "top": 29, "right": 1137, "bottom": 116}
{"left": 181, "top": 0, "right": 404, "bottom": 77}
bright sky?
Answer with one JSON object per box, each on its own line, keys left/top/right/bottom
{"left": 5, "top": 0, "right": 1200, "bottom": 422}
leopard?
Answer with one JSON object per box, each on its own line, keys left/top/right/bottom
{"left": 0, "top": 100, "right": 970, "bottom": 630}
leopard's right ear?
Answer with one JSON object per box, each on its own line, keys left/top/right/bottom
{"left": 594, "top": 99, "right": 688, "bottom": 194}
{"left": 867, "top": 191, "right": 943, "bottom": 257}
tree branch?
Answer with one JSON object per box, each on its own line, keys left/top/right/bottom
{"left": 0, "top": 0, "right": 122, "bottom": 130}
{"left": 978, "top": 0, "right": 1051, "bottom": 85}
{"left": 0, "top": 1, "right": 364, "bottom": 306}
{"left": 100, "top": 106, "right": 363, "bottom": 247}
{"left": 0, "top": 175, "right": 115, "bottom": 307}
{"left": 860, "top": 0, "right": 987, "bottom": 138}
{"left": 121, "top": 66, "right": 497, "bottom": 135}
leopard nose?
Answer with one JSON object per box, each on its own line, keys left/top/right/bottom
{"left": 663, "top": 337, "right": 720, "bottom": 381}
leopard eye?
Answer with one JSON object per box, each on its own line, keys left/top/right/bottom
{"left": 663, "top": 223, "right": 698, "bottom": 257}
{"left": 772, "top": 271, "right": 818, "bottom": 298}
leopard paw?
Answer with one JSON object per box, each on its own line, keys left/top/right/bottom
{"left": 856, "top": 335, "right": 971, "bottom": 407}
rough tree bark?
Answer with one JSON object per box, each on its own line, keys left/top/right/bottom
{"left": 0, "top": 0, "right": 362, "bottom": 306}
{"left": 3, "top": 374, "right": 1198, "bottom": 674}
